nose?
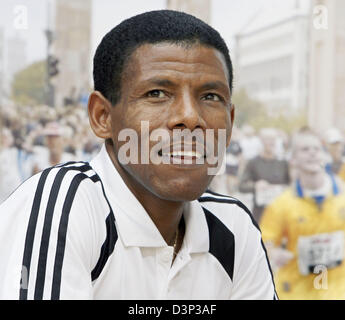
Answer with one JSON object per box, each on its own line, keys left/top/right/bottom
{"left": 167, "top": 91, "right": 206, "bottom": 131}
{"left": 307, "top": 147, "right": 321, "bottom": 160}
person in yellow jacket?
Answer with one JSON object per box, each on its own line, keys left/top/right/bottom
{"left": 261, "top": 128, "right": 345, "bottom": 300}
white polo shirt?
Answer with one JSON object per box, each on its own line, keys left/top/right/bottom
{"left": 0, "top": 145, "right": 277, "bottom": 300}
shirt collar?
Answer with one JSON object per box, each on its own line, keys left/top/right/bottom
{"left": 90, "top": 144, "right": 209, "bottom": 253}
{"left": 295, "top": 172, "right": 340, "bottom": 199}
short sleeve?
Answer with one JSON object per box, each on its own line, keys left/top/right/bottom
{"left": 0, "top": 167, "right": 106, "bottom": 300}
{"left": 230, "top": 206, "right": 277, "bottom": 300}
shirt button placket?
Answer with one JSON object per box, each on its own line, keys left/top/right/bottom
{"left": 157, "top": 247, "right": 173, "bottom": 299}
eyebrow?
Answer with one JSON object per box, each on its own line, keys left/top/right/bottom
{"left": 140, "top": 78, "right": 230, "bottom": 96}
{"left": 199, "top": 81, "right": 230, "bottom": 93}
{"left": 142, "top": 78, "right": 176, "bottom": 88}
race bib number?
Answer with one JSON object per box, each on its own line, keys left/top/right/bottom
{"left": 298, "top": 231, "right": 345, "bottom": 276}
{"left": 256, "top": 185, "right": 286, "bottom": 206}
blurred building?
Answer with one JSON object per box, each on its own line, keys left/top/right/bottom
{"left": 234, "top": 6, "right": 310, "bottom": 111}
{"left": 6, "top": 34, "right": 27, "bottom": 87}
{"left": 0, "top": 28, "right": 4, "bottom": 106}
{"left": 309, "top": 0, "right": 345, "bottom": 131}
{"left": 53, "top": 0, "right": 92, "bottom": 107}
{"left": 167, "top": 0, "right": 211, "bottom": 24}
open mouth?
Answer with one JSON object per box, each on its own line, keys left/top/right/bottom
{"left": 158, "top": 150, "right": 204, "bottom": 160}
{"left": 158, "top": 145, "right": 207, "bottom": 164}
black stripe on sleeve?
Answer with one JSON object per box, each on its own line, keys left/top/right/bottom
{"left": 199, "top": 196, "right": 260, "bottom": 231}
{"left": 91, "top": 212, "right": 117, "bottom": 281}
{"left": 90, "top": 174, "right": 117, "bottom": 282}
{"left": 202, "top": 207, "right": 235, "bottom": 281}
{"left": 50, "top": 173, "right": 91, "bottom": 300}
{"left": 20, "top": 160, "right": 117, "bottom": 299}
{"left": 20, "top": 167, "right": 53, "bottom": 300}
{"left": 198, "top": 195, "right": 278, "bottom": 299}
{"left": 33, "top": 165, "right": 92, "bottom": 300}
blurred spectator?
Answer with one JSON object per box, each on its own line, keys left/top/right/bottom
{"left": 208, "top": 126, "right": 244, "bottom": 196}
{"left": 261, "top": 128, "right": 345, "bottom": 300}
{"left": 275, "top": 129, "right": 290, "bottom": 161}
{"left": 0, "top": 128, "right": 22, "bottom": 202}
{"left": 324, "top": 128, "right": 345, "bottom": 175}
{"left": 239, "top": 125, "right": 262, "bottom": 161}
{"left": 32, "top": 122, "right": 77, "bottom": 174}
{"left": 225, "top": 127, "right": 243, "bottom": 177}
{"left": 0, "top": 102, "right": 102, "bottom": 203}
{"left": 340, "top": 164, "right": 345, "bottom": 183}
{"left": 224, "top": 126, "right": 244, "bottom": 194}
{"left": 238, "top": 128, "right": 290, "bottom": 223}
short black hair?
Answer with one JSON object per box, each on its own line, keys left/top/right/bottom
{"left": 93, "top": 10, "right": 233, "bottom": 106}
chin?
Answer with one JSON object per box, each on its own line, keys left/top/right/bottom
{"left": 147, "top": 165, "right": 213, "bottom": 202}
{"left": 151, "top": 180, "right": 209, "bottom": 202}
{"left": 302, "top": 166, "right": 324, "bottom": 174}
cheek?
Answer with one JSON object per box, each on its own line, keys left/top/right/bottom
{"left": 292, "top": 155, "right": 304, "bottom": 167}
{"left": 208, "top": 109, "right": 232, "bottom": 143}
{"left": 123, "top": 99, "right": 164, "bottom": 126}
{"left": 202, "top": 107, "right": 225, "bottom": 128}
{"left": 110, "top": 109, "right": 134, "bottom": 147}
{"left": 299, "top": 155, "right": 310, "bottom": 163}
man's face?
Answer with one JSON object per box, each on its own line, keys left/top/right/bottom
{"left": 108, "top": 43, "right": 234, "bottom": 201}
{"left": 261, "top": 134, "right": 276, "bottom": 156}
{"left": 293, "top": 134, "right": 326, "bottom": 174}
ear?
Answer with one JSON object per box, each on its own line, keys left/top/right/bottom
{"left": 226, "top": 104, "right": 235, "bottom": 148}
{"left": 88, "top": 91, "right": 112, "bottom": 139}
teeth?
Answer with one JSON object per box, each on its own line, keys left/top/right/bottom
{"left": 162, "top": 151, "right": 203, "bottom": 159}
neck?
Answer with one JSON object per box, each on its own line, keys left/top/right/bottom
{"left": 261, "top": 151, "right": 274, "bottom": 159}
{"left": 49, "top": 152, "right": 62, "bottom": 165}
{"left": 299, "top": 170, "right": 327, "bottom": 191}
{"left": 106, "top": 141, "right": 183, "bottom": 245}
{"left": 134, "top": 187, "right": 184, "bottom": 245}
{"left": 333, "top": 156, "right": 342, "bottom": 162}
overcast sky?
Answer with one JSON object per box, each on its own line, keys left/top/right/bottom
{"left": 0, "top": 0, "right": 311, "bottom": 65}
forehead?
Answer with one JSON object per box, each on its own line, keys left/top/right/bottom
{"left": 123, "top": 42, "right": 229, "bottom": 85}
{"left": 295, "top": 134, "right": 322, "bottom": 150}
{"left": 261, "top": 133, "right": 276, "bottom": 141}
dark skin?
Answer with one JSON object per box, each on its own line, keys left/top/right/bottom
{"left": 88, "top": 43, "right": 235, "bottom": 255}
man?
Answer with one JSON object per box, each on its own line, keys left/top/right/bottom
{"left": 239, "top": 128, "right": 290, "bottom": 223}
{"left": 261, "top": 129, "right": 345, "bottom": 300}
{"left": 0, "top": 10, "right": 276, "bottom": 300}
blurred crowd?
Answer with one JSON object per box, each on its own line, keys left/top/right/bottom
{"left": 209, "top": 124, "right": 345, "bottom": 299}
{"left": 210, "top": 124, "right": 345, "bottom": 218}
{"left": 3, "top": 102, "right": 345, "bottom": 218}
{"left": 3, "top": 103, "right": 345, "bottom": 299}
{"left": 0, "top": 103, "right": 102, "bottom": 203}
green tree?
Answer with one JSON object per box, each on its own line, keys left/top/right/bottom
{"left": 11, "top": 60, "right": 46, "bottom": 105}
{"left": 232, "top": 88, "right": 266, "bottom": 128}
{"left": 232, "top": 88, "right": 307, "bottom": 134}
{"left": 249, "top": 108, "right": 308, "bottom": 134}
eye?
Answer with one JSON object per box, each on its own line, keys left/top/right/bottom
{"left": 146, "top": 90, "right": 166, "bottom": 98}
{"left": 202, "top": 93, "right": 222, "bottom": 102}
